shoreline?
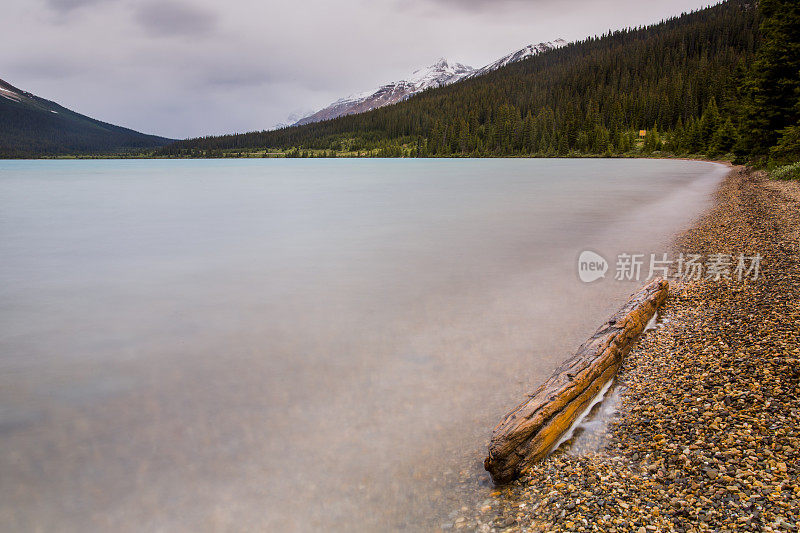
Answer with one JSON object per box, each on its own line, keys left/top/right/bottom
{"left": 0, "top": 154, "right": 736, "bottom": 163}
{"left": 462, "top": 166, "right": 800, "bottom": 532}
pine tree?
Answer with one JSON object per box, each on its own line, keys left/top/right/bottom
{"left": 739, "top": 0, "right": 800, "bottom": 160}
{"left": 770, "top": 123, "right": 800, "bottom": 164}
{"left": 711, "top": 118, "right": 739, "bottom": 155}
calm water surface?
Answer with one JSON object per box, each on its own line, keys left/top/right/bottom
{"left": 0, "top": 159, "right": 727, "bottom": 531}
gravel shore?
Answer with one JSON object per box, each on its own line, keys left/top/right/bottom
{"left": 463, "top": 167, "right": 800, "bottom": 532}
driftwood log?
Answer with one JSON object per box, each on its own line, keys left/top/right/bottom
{"left": 484, "top": 278, "right": 669, "bottom": 484}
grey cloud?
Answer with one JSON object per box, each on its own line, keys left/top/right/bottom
{"left": 417, "top": 0, "right": 544, "bottom": 12}
{"left": 134, "top": 0, "right": 217, "bottom": 37}
{"left": 44, "top": 0, "right": 107, "bottom": 13}
{"left": 7, "top": 56, "right": 88, "bottom": 79}
{"left": 203, "top": 70, "right": 274, "bottom": 88}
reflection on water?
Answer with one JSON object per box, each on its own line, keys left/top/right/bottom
{"left": 0, "top": 159, "right": 726, "bottom": 531}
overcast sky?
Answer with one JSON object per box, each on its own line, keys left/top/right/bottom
{"left": 1, "top": 0, "right": 716, "bottom": 139}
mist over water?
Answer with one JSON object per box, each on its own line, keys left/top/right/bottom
{"left": 0, "top": 159, "right": 726, "bottom": 531}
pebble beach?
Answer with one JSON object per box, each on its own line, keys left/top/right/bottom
{"left": 463, "top": 167, "right": 800, "bottom": 532}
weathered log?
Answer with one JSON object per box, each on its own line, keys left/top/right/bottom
{"left": 484, "top": 278, "right": 669, "bottom": 484}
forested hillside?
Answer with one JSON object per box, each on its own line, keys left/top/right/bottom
{"left": 0, "top": 79, "right": 172, "bottom": 157}
{"left": 159, "top": 0, "right": 774, "bottom": 161}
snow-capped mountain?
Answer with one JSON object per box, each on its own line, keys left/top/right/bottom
{"left": 274, "top": 108, "right": 316, "bottom": 129}
{"left": 467, "top": 39, "right": 567, "bottom": 78}
{"left": 290, "top": 39, "right": 566, "bottom": 127}
{"left": 294, "top": 58, "right": 473, "bottom": 126}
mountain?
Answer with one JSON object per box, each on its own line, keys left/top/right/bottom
{"left": 294, "top": 58, "right": 473, "bottom": 126}
{"left": 0, "top": 78, "right": 172, "bottom": 157}
{"left": 467, "top": 39, "right": 567, "bottom": 78}
{"left": 274, "top": 108, "right": 316, "bottom": 129}
{"left": 292, "top": 41, "right": 565, "bottom": 127}
{"left": 160, "top": 0, "right": 758, "bottom": 160}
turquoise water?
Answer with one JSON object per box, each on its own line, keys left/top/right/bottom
{"left": 0, "top": 158, "right": 727, "bottom": 531}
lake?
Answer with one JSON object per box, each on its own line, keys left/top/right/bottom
{"left": 0, "top": 158, "right": 727, "bottom": 531}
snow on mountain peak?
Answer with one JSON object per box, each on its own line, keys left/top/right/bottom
{"left": 293, "top": 57, "right": 475, "bottom": 126}
{"left": 290, "top": 39, "right": 565, "bottom": 127}
{"left": 0, "top": 79, "right": 28, "bottom": 103}
{"left": 273, "top": 107, "right": 318, "bottom": 129}
{"left": 468, "top": 39, "right": 567, "bottom": 78}
{"left": 406, "top": 58, "right": 474, "bottom": 90}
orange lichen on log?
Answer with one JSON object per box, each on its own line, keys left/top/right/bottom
{"left": 484, "top": 278, "right": 669, "bottom": 484}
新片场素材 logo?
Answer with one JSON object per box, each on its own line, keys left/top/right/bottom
{"left": 578, "top": 250, "right": 608, "bottom": 283}
{"left": 576, "top": 251, "right": 762, "bottom": 283}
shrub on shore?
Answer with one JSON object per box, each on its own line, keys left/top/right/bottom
{"left": 770, "top": 161, "right": 800, "bottom": 180}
